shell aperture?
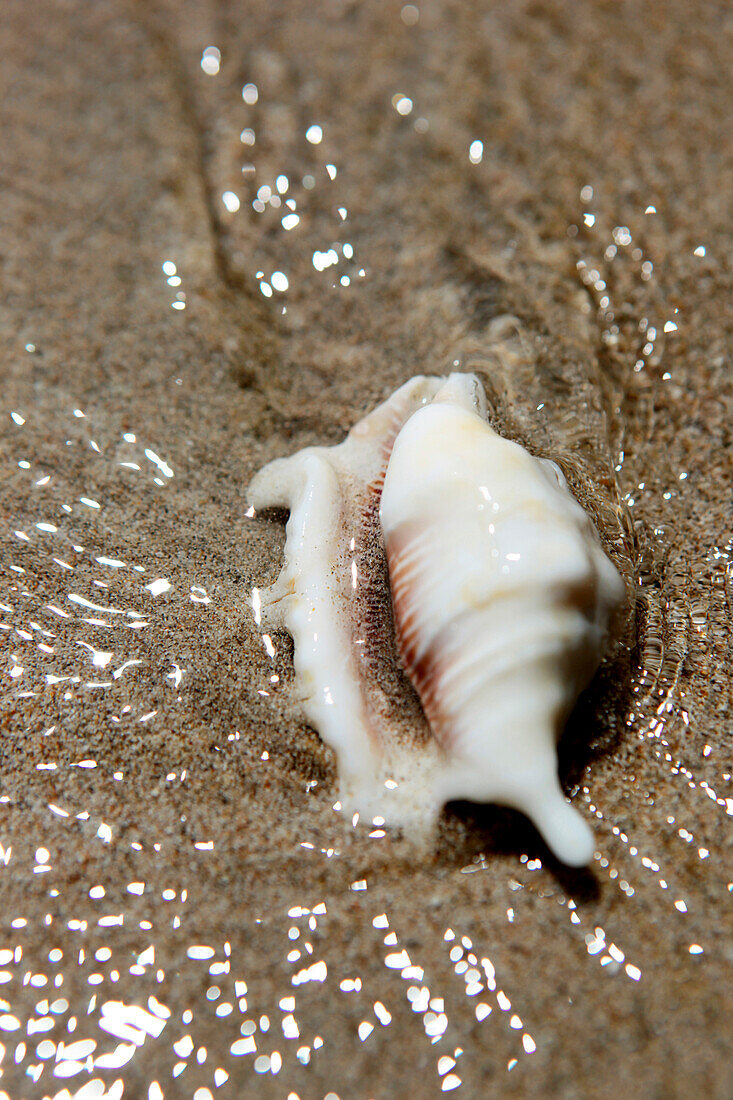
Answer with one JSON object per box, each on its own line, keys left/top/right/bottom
{"left": 247, "top": 376, "right": 445, "bottom": 827}
{"left": 248, "top": 372, "right": 624, "bottom": 866}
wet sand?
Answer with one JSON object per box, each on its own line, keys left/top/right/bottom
{"left": 1, "top": 1, "right": 732, "bottom": 1097}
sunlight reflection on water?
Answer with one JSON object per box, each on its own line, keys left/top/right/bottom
{"left": 0, "top": 27, "right": 730, "bottom": 1100}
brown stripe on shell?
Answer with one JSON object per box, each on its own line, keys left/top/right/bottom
{"left": 383, "top": 518, "right": 457, "bottom": 750}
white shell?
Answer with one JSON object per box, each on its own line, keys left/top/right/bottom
{"left": 248, "top": 372, "right": 624, "bottom": 866}
{"left": 380, "top": 374, "right": 625, "bottom": 865}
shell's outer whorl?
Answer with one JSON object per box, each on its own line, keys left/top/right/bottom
{"left": 247, "top": 375, "right": 444, "bottom": 823}
{"left": 380, "top": 373, "right": 625, "bottom": 867}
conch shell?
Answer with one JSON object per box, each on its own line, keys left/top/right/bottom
{"left": 248, "top": 373, "right": 624, "bottom": 866}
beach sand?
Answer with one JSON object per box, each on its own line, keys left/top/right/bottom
{"left": 1, "top": 2, "right": 731, "bottom": 1096}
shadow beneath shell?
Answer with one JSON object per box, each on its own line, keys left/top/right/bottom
{"left": 435, "top": 801, "right": 600, "bottom": 903}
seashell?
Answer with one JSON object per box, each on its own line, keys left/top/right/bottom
{"left": 249, "top": 372, "right": 624, "bottom": 866}
{"left": 380, "top": 373, "right": 625, "bottom": 866}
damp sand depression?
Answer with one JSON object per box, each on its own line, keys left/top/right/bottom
{"left": 0, "top": 2, "right": 732, "bottom": 1098}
